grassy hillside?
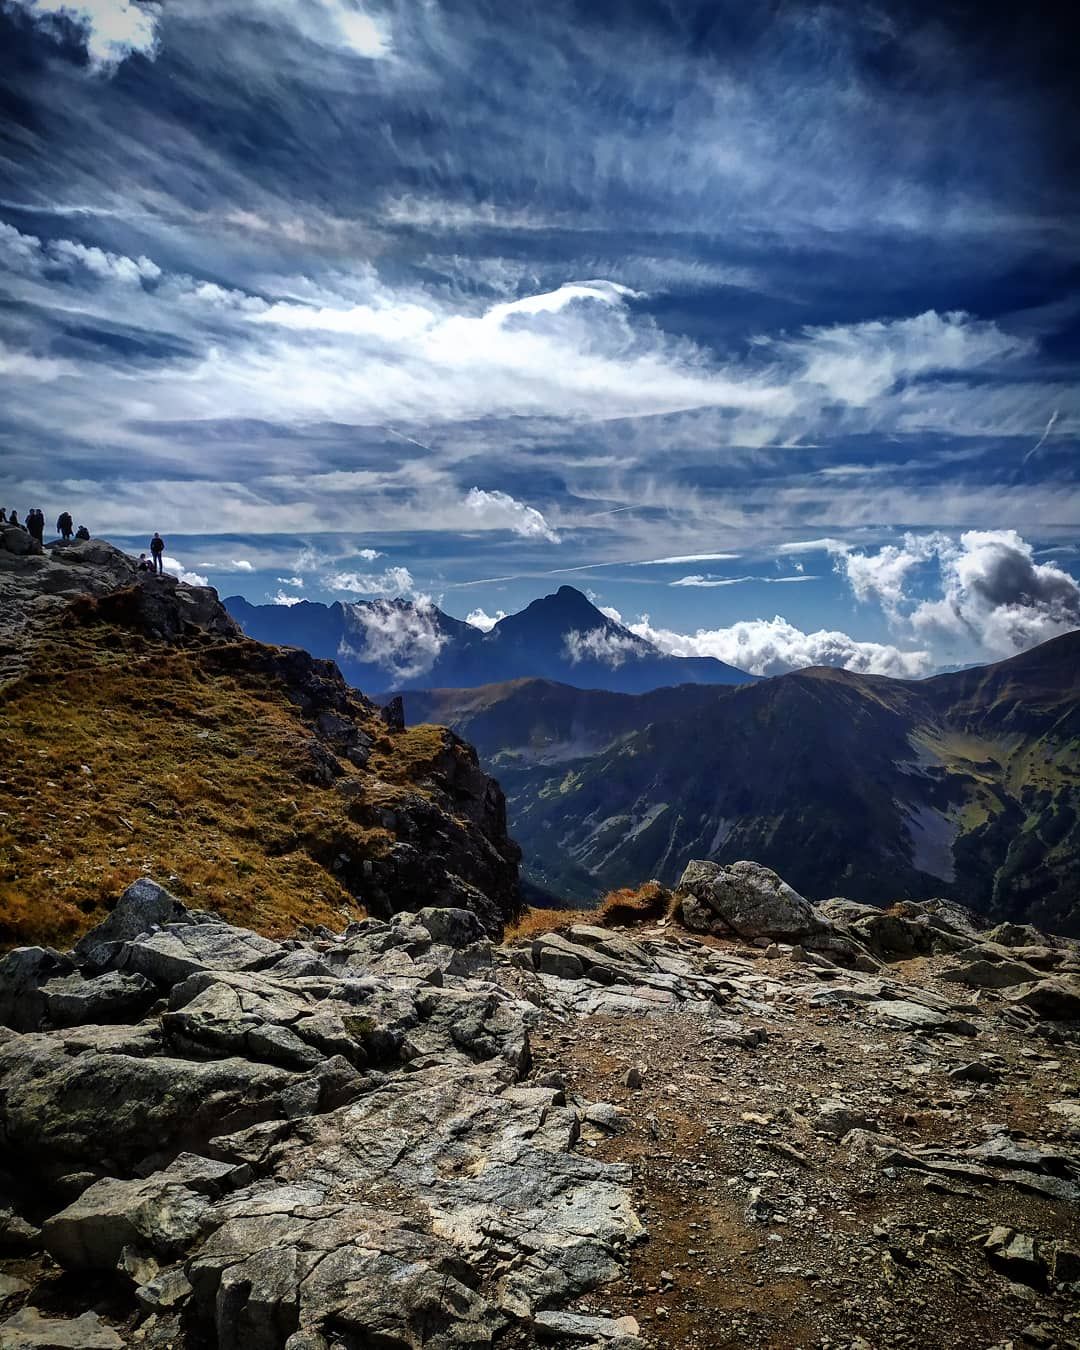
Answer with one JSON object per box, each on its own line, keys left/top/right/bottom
{"left": 0, "top": 582, "right": 520, "bottom": 948}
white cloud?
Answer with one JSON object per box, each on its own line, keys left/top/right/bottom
{"left": 324, "top": 565, "right": 416, "bottom": 597}
{"left": 465, "top": 607, "right": 506, "bottom": 632}
{"left": 639, "top": 552, "right": 741, "bottom": 566}
{"left": 276, "top": 575, "right": 304, "bottom": 587}
{"left": 909, "top": 530, "right": 1080, "bottom": 658}
{"left": 485, "top": 279, "right": 641, "bottom": 324}
{"left": 339, "top": 599, "right": 447, "bottom": 680}
{"left": 464, "top": 488, "right": 560, "bottom": 543}
{"left": 161, "top": 555, "right": 208, "bottom": 587}
{"left": 627, "top": 614, "right": 932, "bottom": 679}
{"left": 778, "top": 311, "right": 1033, "bottom": 405}
{"left": 356, "top": 548, "right": 384, "bottom": 561}
{"left": 6, "top": 0, "right": 160, "bottom": 71}
{"left": 198, "top": 558, "right": 253, "bottom": 573}
{"left": 270, "top": 589, "right": 303, "bottom": 606}
{"left": 670, "top": 573, "right": 816, "bottom": 587}
{"left": 563, "top": 627, "right": 643, "bottom": 668}
{"left": 47, "top": 238, "right": 161, "bottom": 284}
{"left": 777, "top": 538, "right": 851, "bottom": 555}
{"left": 832, "top": 529, "right": 1080, "bottom": 661}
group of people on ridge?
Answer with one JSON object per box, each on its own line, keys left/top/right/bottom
{"left": 0, "top": 508, "right": 89, "bottom": 542}
{"left": 1, "top": 510, "right": 165, "bottom": 572}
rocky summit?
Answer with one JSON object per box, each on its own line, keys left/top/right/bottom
{"left": 1, "top": 863, "right": 1079, "bottom": 1348}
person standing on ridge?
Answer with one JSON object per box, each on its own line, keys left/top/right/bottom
{"left": 150, "top": 531, "right": 165, "bottom": 574}
{"left": 26, "top": 509, "right": 44, "bottom": 545}
{"left": 0, "top": 509, "right": 7, "bottom": 524}
{"left": 56, "top": 511, "right": 73, "bottom": 541}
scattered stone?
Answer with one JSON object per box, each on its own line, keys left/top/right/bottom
{"left": 0, "top": 1308, "right": 123, "bottom": 1349}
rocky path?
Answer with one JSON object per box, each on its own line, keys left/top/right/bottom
{"left": 1, "top": 864, "right": 1079, "bottom": 1348}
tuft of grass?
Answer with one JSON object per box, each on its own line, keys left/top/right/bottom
{"left": 503, "top": 907, "right": 596, "bottom": 942}
{"left": 504, "top": 880, "right": 675, "bottom": 944}
{"left": 596, "top": 879, "right": 673, "bottom": 926}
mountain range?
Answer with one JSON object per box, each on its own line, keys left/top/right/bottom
{"left": 405, "top": 631, "right": 1080, "bottom": 935}
{"left": 225, "top": 585, "right": 754, "bottom": 695}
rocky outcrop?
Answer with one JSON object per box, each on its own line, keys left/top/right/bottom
{"left": 2, "top": 867, "right": 1080, "bottom": 1347}
{"left": 0, "top": 882, "right": 643, "bottom": 1348}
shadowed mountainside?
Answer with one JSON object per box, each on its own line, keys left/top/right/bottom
{"left": 405, "top": 631, "right": 1080, "bottom": 933}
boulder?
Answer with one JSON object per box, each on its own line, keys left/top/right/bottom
{"left": 74, "top": 878, "right": 191, "bottom": 965}
{"left": 1007, "top": 978, "right": 1080, "bottom": 1021}
{"left": 0, "top": 1038, "right": 300, "bottom": 1172}
{"left": 980, "top": 1226, "right": 1048, "bottom": 1288}
{"left": 940, "top": 958, "right": 1042, "bottom": 990}
{"left": 674, "top": 861, "right": 853, "bottom": 956}
{"left": 119, "top": 922, "right": 282, "bottom": 986}
{"left": 40, "top": 971, "right": 156, "bottom": 1027}
{"left": 415, "top": 907, "right": 487, "bottom": 949}
{"left": 0, "top": 947, "right": 73, "bottom": 1032}
{"left": 43, "top": 1154, "right": 249, "bottom": 1270}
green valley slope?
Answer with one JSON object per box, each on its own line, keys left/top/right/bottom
{"left": 405, "top": 631, "right": 1080, "bottom": 934}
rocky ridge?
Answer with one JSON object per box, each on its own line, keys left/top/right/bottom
{"left": 0, "top": 539, "right": 521, "bottom": 944}
{"left": 1, "top": 862, "right": 1079, "bottom": 1348}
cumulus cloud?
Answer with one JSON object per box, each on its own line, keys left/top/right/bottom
{"left": 910, "top": 530, "right": 1080, "bottom": 657}
{"left": 464, "top": 488, "right": 560, "bottom": 543}
{"left": 834, "top": 529, "right": 1080, "bottom": 660}
{"left": 269, "top": 589, "right": 303, "bottom": 606}
{"left": 323, "top": 565, "right": 416, "bottom": 597}
{"left": 5, "top": 0, "right": 161, "bottom": 71}
{"left": 339, "top": 599, "right": 447, "bottom": 680}
{"left": 563, "top": 627, "right": 644, "bottom": 668}
{"left": 161, "top": 555, "right": 208, "bottom": 587}
{"left": 465, "top": 607, "right": 506, "bottom": 632}
{"left": 276, "top": 575, "right": 304, "bottom": 587}
{"left": 624, "top": 614, "right": 932, "bottom": 679}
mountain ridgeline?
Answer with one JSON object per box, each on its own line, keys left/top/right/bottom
{"left": 226, "top": 585, "right": 755, "bottom": 695}
{"left": 405, "top": 632, "right": 1080, "bottom": 935}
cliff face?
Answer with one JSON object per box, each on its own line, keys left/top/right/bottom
{"left": 0, "top": 539, "right": 521, "bottom": 946}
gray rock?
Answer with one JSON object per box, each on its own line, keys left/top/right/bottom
{"left": 73, "top": 878, "right": 191, "bottom": 965}
{"left": 866, "top": 999, "right": 976, "bottom": 1036}
{"left": 0, "top": 1274, "right": 29, "bottom": 1307}
{"left": 941, "top": 958, "right": 1041, "bottom": 989}
{"left": 0, "top": 947, "right": 73, "bottom": 1032}
{"left": 534, "top": 1310, "right": 642, "bottom": 1341}
{"left": 120, "top": 922, "right": 282, "bottom": 986}
{"left": 43, "top": 1154, "right": 251, "bottom": 1269}
{"left": 533, "top": 934, "right": 587, "bottom": 980}
{"left": 40, "top": 970, "right": 155, "bottom": 1027}
{"left": 415, "top": 907, "right": 487, "bottom": 949}
{"left": 675, "top": 860, "right": 855, "bottom": 959}
{"left": 815, "top": 1098, "right": 871, "bottom": 1138}
{"left": 980, "top": 1226, "right": 1048, "bottom": 1288}
{"left": 1007, "top": 978, "right": 1080, "bottom": 1020}
{"left": 0, "top": 1308, "right": 123, "bottom": 1349}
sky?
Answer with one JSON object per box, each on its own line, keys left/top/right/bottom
{"left": 1, "top": 0, "right": 1078, "bottom": 678}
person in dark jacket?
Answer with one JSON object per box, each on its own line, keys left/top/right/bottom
{"left": 74, "top": 524, "right": 90, "bottom": 540}
{"left": 0, "top": 509, "right": 7, "bottom": 524}
{"left": 56, "top": 511, "right": 73, "bottom": 541}
{"left": 26, "top": 509, "right": 44, "bottom": 544}
{"left": 150, "top": 532, "right": 165, "bottom": 574}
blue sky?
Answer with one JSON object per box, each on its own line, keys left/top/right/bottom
{"left": 1, "top": 0, "right": 1078, "bottom": 676}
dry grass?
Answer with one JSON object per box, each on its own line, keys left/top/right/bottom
{"left": 0, "top": 619, "right": 458, "bottom": 949}
{"left": 503, "top": 906, "right": 597, "bottom": 942}
{"left": 504, "top": 880, "right": 676, "bottom": 943}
